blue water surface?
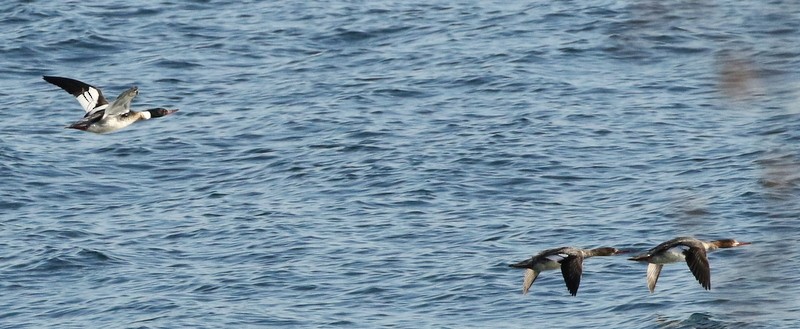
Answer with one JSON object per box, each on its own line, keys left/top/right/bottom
{"left": 1, "top": 1, "right": 799, "bottom": 328}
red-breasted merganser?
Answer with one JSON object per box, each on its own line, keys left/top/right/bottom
{"left": 509, "top": 246, "right": 625, "bottom": 296}
{"left": 628, "top": 237, "right": 750, "bottom": 293}
{"left": 43, "top": 76, "right": 178, "bottom": 134}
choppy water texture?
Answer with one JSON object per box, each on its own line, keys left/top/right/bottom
{"left": 1, "top": 1, "right": 799, "bottom": 328}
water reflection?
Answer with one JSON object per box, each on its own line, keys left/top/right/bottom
{"left": 655, "top": 312, "right": 728, "bottom": 329}
{"left": 716, "top": 54, "right": 763, "bottom": 100}
{"left": 757, "top": 152, "right": 800, "bottom": 197}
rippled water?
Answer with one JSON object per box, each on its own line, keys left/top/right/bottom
{"left": 1, "top": 1, "right": 799, "bottom": 328}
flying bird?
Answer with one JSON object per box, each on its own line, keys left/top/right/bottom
{"left": 628, "top": 237, "right": 750, "bottom": 293}
{"left": 510, "top": 246, "right": 625, "bottom": 296}
{"left": 43, "top": 76, "right": 178, "bottom": 134}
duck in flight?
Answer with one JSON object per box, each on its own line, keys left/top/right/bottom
{"left": 628, "top": 237, "right": 750, "bottom": 293}
{"left": 509, "top": 246, "right": 625, "bottom": 296}
{"left": 43, "top": 76, "right": 178, "bottom": 134}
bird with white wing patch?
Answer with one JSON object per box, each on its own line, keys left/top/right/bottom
{"left": 43, "top": 76, "right": 179, "bottom": 134}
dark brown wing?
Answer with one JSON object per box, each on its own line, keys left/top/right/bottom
{"left": 560, "top": 255, "right": 584, "bottom": 296}
{"left": 683, "top": 246, "right": 711, "bottom": 290}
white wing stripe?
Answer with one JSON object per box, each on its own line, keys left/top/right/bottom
{"left": 76, "top": 87, "right": 101, "bottom": 112}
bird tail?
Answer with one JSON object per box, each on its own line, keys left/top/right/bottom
{"left": 509, "top": 259, "right": 532, "bottom": 268}
{"left": 627, "top": 254, "right": 649, "bottom": 262}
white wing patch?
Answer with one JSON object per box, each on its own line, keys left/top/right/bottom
{"left": 544, "top": 254, "right": 567, "bottom": 263}
{"left": 76, "top": 87, "right": 107, "bottom": 113}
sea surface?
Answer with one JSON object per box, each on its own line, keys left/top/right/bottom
{"left": 1, "top": 1, "right": 799, "bottom": 328}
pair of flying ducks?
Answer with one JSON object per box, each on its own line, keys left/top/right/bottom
{"left": 510, "top": 236, "right": 750, "bottom": 296}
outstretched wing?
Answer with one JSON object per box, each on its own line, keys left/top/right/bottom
{"left": 646, "top": 263, "right": 663, "bottom": 293}
{"left": 103, "top": 86, "right": 138, "bottom": 118}
{"left": 43, "top": 76, "right": 109, "bottom": 114}
{"left": 560, "top": 255, "right": 584, "bottom": 296}
{"left": 522, "top": 269, "right": 539, "bottom": 295}
{"left": 684, "top": 247, "right": 711, "bottom": 290}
